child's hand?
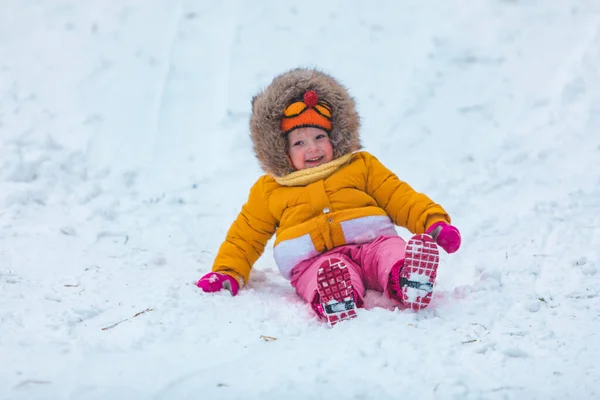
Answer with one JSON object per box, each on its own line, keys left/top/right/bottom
{"left": 196, "top": 272, "right": 240, "bottom": 296}
{"left": 426, "top": 222, "right": 461, "bottom": 254}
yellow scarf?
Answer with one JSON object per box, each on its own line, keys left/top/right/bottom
{"left": 274, "top": 153, "right": 354, "bottom": 187}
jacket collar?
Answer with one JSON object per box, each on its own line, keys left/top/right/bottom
{"left": 273, "top": 153, "right": 354, "bottom": 187}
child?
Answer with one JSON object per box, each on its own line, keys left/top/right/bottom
{"left": 197, "top": 68, "right": 461, "bottom": 326}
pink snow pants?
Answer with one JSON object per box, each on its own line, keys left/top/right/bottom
{"left": 290, "top": 235, "right": 406, "bottom": 308}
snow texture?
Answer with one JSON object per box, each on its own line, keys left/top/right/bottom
{"left": 1, "top": 1, "right": 600, "bottom": 399}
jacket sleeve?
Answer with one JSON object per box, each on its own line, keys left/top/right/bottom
{"left": 212, "top": 176, "right": 278, "bottom": 286}
{"left": 364, "top": 153, "right": 451, "bottom": 234}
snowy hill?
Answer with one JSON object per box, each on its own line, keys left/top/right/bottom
{"left": 1, "top": 1, "right": 599, "bottom": 399}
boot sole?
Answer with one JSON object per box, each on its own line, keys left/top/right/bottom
{"left": 400, "top": 234, "right": 440, "bottom": 310}
{"left": 317, "top": 258, "right": 357, "bottom": 326}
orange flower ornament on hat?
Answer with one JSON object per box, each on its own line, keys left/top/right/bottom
{"left": 281, "top": 90, "right": 333, "bottom": 135}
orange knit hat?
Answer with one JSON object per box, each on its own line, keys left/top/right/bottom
{"left": 281, "top": 90, "right": 332, "bottom": 135}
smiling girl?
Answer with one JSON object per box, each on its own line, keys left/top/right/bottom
{"left": 196, "top": 68, "right": 461, "bottom": 326}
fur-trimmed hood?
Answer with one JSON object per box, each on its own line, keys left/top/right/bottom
{"left": 250, "top": 68, "right": 361, "bottom": 177}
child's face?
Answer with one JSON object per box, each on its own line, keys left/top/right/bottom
{"left": 287, "top": 127, "right": 334, "bottom": 170}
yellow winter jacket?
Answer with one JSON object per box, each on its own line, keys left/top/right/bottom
{"left": 213, "top": 151, "right": 450, "bottom": 285}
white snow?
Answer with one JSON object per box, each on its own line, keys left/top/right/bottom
{"left": 409, "top": 272, "right": 432, "bottom": 284}
{"left": 2, "top": 1, "right": 600, "bottom": 399}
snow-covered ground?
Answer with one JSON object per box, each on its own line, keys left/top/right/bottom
{"left": 2, "top": 1, "right": 600, "bottom": 399}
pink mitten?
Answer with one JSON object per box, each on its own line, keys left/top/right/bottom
{"left": 196, "top": 272, "right": 240, "bottom": 296}
{"left": 426, "top": 222, "right": 461, "bottom": 254}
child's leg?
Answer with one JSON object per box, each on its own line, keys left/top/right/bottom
{"left": 359, "top": 235, "right": 407, "bottom": 293}
{"left": 360, "top": 234, "right": 440, "bottom": 310}
{"left": 290, "top": 251, "right": 365, "bottom": 323}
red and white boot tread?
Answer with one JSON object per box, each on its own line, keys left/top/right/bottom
{"left": 317, "top": 258, "right": 357, "bottom": 326}
{"left": 400, "top": 234, "right": 440, "bottom": 311}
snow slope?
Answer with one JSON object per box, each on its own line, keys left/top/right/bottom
{"left": 1, "top": 1, "right": 599, "bottom": 399}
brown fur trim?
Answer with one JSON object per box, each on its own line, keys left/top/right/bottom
{"left": 250, "top": 68, "right": 361, "bottom": 177}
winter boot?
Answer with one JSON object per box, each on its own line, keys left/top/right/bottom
{"left": 390, "top": 234, "right": 440, "bottom": 311}
{"left": 316, "top": 258, "right": 357, "bottom": 326}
